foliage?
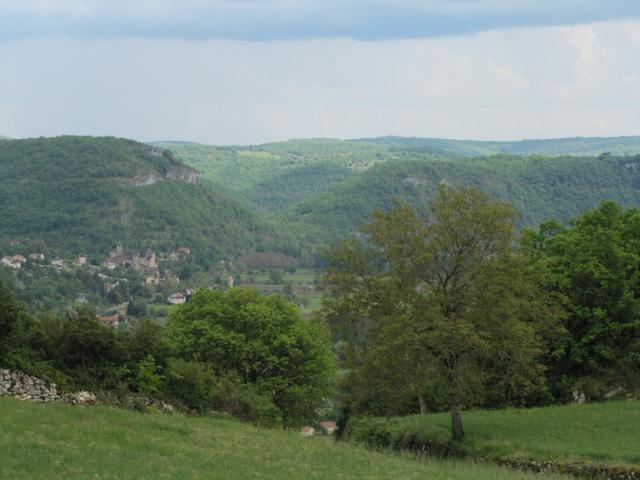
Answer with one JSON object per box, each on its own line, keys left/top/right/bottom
{"left": 165, "top": 288, "right": 336, "bottom": 426}
{"left": 323, "top": 185, "right": 556, "bottom": 439}
{"left": 135, "top": 354, "right": 164, "bottom": 396}
{"left": 522, "top": 201, "right": 640, "bottom": 399}
{"left": 164, "top": 358, "right": 217, "bottom": 412}
{"left": 289, "top": 154, "right": 640, "bottom": 245}
{"left": 0, "top": 280, "right": 28, "bottom": 362}
{"left": 0, "top": 136, "right": 270, "bottom": 267}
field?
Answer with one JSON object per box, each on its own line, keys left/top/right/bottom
{"left": 240, "top": 268, "right": 323, "bottom": 316}
{"left": 347, "top": 400, "right": 640, "bottom": 468}
{"left": 0, "top": 397, "right": 569, "bottom": 480}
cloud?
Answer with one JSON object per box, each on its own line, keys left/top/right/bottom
{"left": 1, "top": 19, "right": 639, "bottom": 144}
{"left": 1, "top": 0, "right": 640, "bottom": 41}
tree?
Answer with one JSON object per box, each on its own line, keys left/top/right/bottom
{"left": 269, "top": 269, "right": 283, "bottom": 284}
{"left": 522, "top": 201, "right": 640, "bottom": 399}
{"left": 0, "top": 280, "right": 31, "bottom": 363}
{"left": 165, "top": 288, "right": 335, "bottom": 427}
{"left": 324, "top": 185, "right": 553, "bottom": 440}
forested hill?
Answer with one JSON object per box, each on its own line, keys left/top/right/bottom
{"left": 160, "top": 137, "right": 640, "bottom": 246}
{"left": 0, "top": 136, "right": 269, "bottom": 266}
{"left": 5, "top": 135, "right": 640, "bottom": 268}
{"left": 353, "top": 135, "right": 640, "bottom": 157}
{"left": 288, "top": 154, "right": 640, "bottom": 242}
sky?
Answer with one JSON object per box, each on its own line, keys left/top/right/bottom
{"left": 1, "top": 0, "right": 640, "bottom": 144}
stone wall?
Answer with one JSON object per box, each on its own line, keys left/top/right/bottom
{"left": 0, "top": 369, "right": 60, "bottom": 402}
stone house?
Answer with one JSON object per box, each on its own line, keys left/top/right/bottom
{"left": 319, "top": 421, "right": 337, "bottom": 435}
{"left": 168, "top": 292, "right": 186, "bottom": 305}
{"left": 51, "top": 258, "right": 64, "bottom": 269}
{"left": 29, "top": 253, "right": 45, "bottom": 261}
{"left": 104, "top": 260, "right": 117, "bottom": 270}
{"left": 1, "top": 256, "right": 21, "bottom": 269}
{"left": 97, "top": 314, "right": 119, "bottom": 328}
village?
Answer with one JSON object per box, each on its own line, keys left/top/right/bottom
{"left": 1, "top": 242, "right": 322, "bottom": 329}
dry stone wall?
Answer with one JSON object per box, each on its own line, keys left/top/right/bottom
{"left": 0, "top": 369, "right": 60, "bottom": 402}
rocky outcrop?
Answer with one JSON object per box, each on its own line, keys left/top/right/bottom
{"left": 127, "top": 171, "right": 164, "bottom": 187}
{"left": 167, "top": 164, "right": 200, "bottom": 184}
{"left": 126, "top": 165, "right": 200, "bottom": 188}
{"left": 0, "top": 369, "right": 60, "bottom": 402}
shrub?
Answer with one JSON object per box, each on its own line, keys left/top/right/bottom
{"left": 164, "top": 358, "right": 216, "bottom": 412}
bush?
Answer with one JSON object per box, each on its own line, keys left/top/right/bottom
{"left": 165, "top": 288, "right": 336, "bottom": 426}
{"left": 164, "top": 358, "right": 217, "bottom": 412}
{"left": 213, "top": 377, "right": 282, "bottom": 427}
{"left": 136, "top": 355, "right": 163, "bottom": 396}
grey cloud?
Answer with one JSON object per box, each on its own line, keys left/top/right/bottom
{"left": 1, "top": 0, "right": 640, "bottom": 41}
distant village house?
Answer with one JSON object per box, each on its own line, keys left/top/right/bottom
{"left": 1, "top": 256, "right": 22, "bottom": 269}
{"left": 97, "top": 314, "right": 119, "bottom": 328}
{"left": 51, "top": 258, "right": 64, "bottom": 269}
{"left": 168, "top": 292, "right": 186, "bottom": 305}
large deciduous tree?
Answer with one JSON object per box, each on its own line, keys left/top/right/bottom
{"left": 324, "top": 185, "right": 554, "bottom": 440}
{"left": 521, "top": 201, "right": 640, "bottom": 399}
{"left": 165, "top": 288, "right": 336, "bottom": 427}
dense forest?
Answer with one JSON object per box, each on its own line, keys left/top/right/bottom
{"left": 0, "top": 137, "right": 270, "bottom": 267}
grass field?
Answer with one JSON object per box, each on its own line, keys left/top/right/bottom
{"left": 347, "top": 400, "right": 640, "bottom": 467}
{"left": 0, "top": 397, "right": 569, "bottom": 479}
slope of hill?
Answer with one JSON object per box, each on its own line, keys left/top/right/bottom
{"left": 0, "top": 397, "right": 566, "bottom": 480}
{"left": 159, "top": 136, "right": 640, "bottom": 219}
{"left": 288, "top": 154, "right": 640, "bottom": 242}
{"left": 347, "top": 400, "right": 640, "bottom": 469}
{"left": 0, "top": 136, "right": 269, "bottom": 265}
{"left": 156, "top": 140, "right": 453, "bottom": 215}
{"left": 354, "top": 135, "right": 640, "bottom": 157}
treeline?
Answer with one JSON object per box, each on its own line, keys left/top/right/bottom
{"left": 323, "top": 186, "right": 640, "bottom": 439}
{"left": 0, "top": 285, "right": 335, "bottom": 428}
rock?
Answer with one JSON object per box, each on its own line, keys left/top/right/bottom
{"left": 0, "top": 369, "right": 61, "bottom": 402}
{"left": 301, "top": 426, "right": 315, "bottom": 437}
{"left": 66, "top": 391, "right": 97, "bottom": 406}
{"left": 572, "top": 390, "right": 586, "bottom": 404}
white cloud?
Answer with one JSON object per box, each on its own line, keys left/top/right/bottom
{"left": 0, "top": 19, "right": 639, "bottom": 143}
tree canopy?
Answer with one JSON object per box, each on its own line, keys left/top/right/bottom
{"left": 165, "top": 288, "right": 336, "bottom": 427}
{"left": 323, "top": 185, "right": 556, "bottom": 439}
{"left": 522, "top": 201, "right": 640, "bottom": 399}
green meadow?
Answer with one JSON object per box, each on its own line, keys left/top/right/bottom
{"left": 347, "top": 400, "right": 640, "bottom": 467}
{"left": 0, "top": 397, "right": 569, "bottom": 480}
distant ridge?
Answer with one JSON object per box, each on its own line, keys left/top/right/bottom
{"left": 350, "top": 135, "right": 640, "bottom": 157}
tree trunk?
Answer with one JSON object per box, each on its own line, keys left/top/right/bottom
{"left": 451, "top": 405, "right": 464, "bottom": 440}
{"left": 418, "top": 393, "right": 427, "bottom": 414}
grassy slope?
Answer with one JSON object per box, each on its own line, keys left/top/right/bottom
{"left": 0, "top": 397, "right": 568, "bottom": 480}
{"left": 347, "top": 400, "right": 640, "bottom": 467}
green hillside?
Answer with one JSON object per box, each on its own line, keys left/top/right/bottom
{"left": 155, "top": 140, "right": 388, "bottom": 212}
{"left": 0, "top": 136, "right": 269, "bottom": 265}
{"left": 0, "top": 397, "right": 566, "bottom": 480}
{"left": 354, "top": 135, "right": 640, "bottom": 157}
{"left": 161, "top": 136, "right": 640, "bottom": 235}
{"left": 288, "top": 154, "right": 640, "bottom": 242}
